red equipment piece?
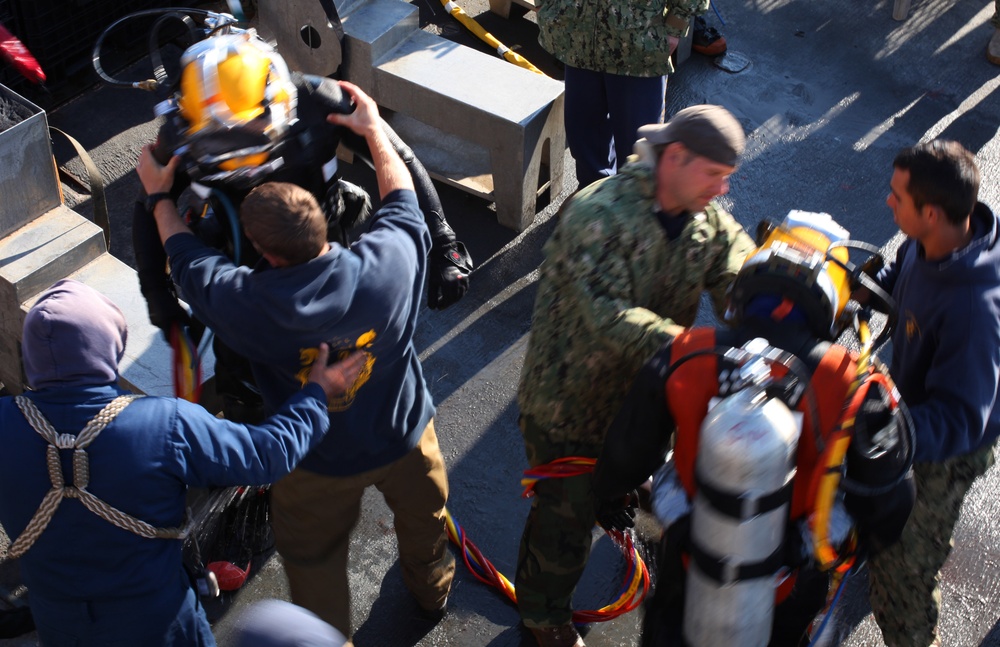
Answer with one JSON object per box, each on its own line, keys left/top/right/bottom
{"left": 206, "top": 560, "right": 251, "bottom": 591}
{"left": 0, "top": 22, "right": 45, "bottom": 84}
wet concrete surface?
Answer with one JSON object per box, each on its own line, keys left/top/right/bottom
{"left": 3, "top": 0, "right": 1000, "bottom": 645}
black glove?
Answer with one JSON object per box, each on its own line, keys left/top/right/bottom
{"left": 858, "top": 254, "right": 884, "bottom": 282}
{"left": 144, "top": 288, "right": 192, "bottom": 338}
{"left": 845, "top": 379, "right": 915, "bottom": 555}
{"left": 595, "top": 490, "right": 638, "bottom": 532}
{"left": 427, "top": 241, "right": 473, "bottom": 310}
{"left": 336, "top": 178, "right": 373, "bottom": 232}
{"left": 854, "top": 381, "right": 894, "bottom": 443}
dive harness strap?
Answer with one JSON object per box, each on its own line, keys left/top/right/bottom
{"left": 694, "top": 470, "right": 794, "bottom": 520}
{"left": 9, "top": 395, "right": 191, "bottom": 558}
{"left": 689, "top": 469, "right": 793, "bottom": 585}
{"left": 689, "top": 540, "right": 786, "bottom": 587}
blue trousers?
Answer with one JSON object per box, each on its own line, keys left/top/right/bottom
{"left": 30, "top": 574, "right": 215, "bottom": 647}
{"left": 563, "top": 65, "right": 667, "bottom": 187}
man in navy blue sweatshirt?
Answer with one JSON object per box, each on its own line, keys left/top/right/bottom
{"left": 136, "top": 80, "right": 455, "bottom": 642}
{"left": 865, "top": 139, "right": 1000, "bottom": 647}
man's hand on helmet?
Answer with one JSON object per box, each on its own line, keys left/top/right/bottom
{"left": 428, "top": 241, "right": 473, "bottom": 310}
{"left": 137, "top": 144, "right": 180, "bottom": 196}
{"left": 326, "top": 81, "right": 381, "bottom": 139}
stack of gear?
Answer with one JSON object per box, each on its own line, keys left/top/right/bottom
{"left": 96, "top": 10, "right": 474, "bottom": 593}
{"left": 593, "top": 211, "right": 915, "bottom": 647}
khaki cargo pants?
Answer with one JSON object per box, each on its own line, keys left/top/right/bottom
{"left": 270, "top": 420, "right": 455, "bottom": 638}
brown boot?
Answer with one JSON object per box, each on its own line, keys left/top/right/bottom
{"left": 530, "top": 624, "right": 586, "bottom": 647}
{"left": 988, "top": 28, "right": 1000, "bottom": 65}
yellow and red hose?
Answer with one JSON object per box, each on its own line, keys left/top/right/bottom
{"left": 170, "top": 323, "right": 203, "bottom": 403}
{"left": 445, "top": 456, "right": 649, "bottom": 623}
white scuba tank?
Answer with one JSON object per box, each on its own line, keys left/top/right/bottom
{"left": 683, "top": 385, "right": 801, "bottom": 647}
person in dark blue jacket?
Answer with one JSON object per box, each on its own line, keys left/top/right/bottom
{"left": 136, "top": 80, "right": 456, "bottom": 641}
{"left": 134, "top": 30, "right": 472, "bottom": 424}
{"left": 0, "top": 279, "right": 365, "bottom": 647}
{"left": 864, "top": 139, "right": 1000, "bottom": 647}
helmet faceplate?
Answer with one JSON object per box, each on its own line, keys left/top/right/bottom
{"left": 177, "top": 32, "right": 297, "bottom": 170}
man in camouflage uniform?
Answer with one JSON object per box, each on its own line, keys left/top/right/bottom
{"left": 537, "top": 0, "right": 710, "bottom": 187}
{"left": 865, "top": 141, "right": 1000, "bottom": 647}
{"left": 515, "top": 105, "right": 757, "bottom": 647}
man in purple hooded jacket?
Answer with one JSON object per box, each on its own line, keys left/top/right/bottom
{"left": 0, "top": 279, "right": 365, "bottom": 646}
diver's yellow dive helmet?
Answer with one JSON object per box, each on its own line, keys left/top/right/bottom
{"left": 728, "top": 210, "right": 853, "bottom": 340}
{"left": 177, "top": 32, "right": 296, "bottom": 170}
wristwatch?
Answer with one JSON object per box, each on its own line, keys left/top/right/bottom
{"left": 145, "top": 192, "right": 173, "bottom": 212}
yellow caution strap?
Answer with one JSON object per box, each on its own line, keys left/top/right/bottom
{"left": 439, "top": 0, "right": 545, "bottom": 75}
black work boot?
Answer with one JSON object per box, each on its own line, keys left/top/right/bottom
{"left": 529, "top": 624, "right": 585, "bottom": 647}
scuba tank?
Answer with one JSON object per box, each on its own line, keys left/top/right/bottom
{"left": 683, "top": 383, "right": 800, "bottom": 647}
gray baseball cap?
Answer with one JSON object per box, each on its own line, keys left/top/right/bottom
{"left": 637, "top": 105, "right": 745, "bottom": 167}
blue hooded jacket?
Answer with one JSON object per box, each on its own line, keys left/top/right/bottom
{"left": 878, "top": 202, "right": 1000, "bottom": 462}
{"left": 0, "top": 281, "right": 333, "bottom": 646}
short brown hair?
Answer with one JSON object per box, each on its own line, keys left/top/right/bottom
{"left": 240, "top": 182, "right": 327, "bottom": 265}
{"left": 893, "top": 140, "right": 980, "bottom": 226}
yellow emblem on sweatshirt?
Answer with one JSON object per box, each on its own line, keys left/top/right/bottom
{"left": 296, "top": 329, "right": 377, "bottom": 411}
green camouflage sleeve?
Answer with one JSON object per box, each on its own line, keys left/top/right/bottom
{"left": 665, "top": 0, "right": 711, "bottom": 36}
{"left": 704, "top": 207, "right": 758, "bottom": 320}
{"left": 551, "top": 208, "right": 685, "bottom": 368}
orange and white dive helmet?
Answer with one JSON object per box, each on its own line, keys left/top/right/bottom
{"left": 176, "top": 31, "right": 297, "bottom": 171}
{"left": 727, "top": 210, "right": 853, "bottom": 340}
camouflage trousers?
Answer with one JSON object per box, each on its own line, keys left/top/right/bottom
{"left": 516, "top": 415, "right": 603, "bottom": 628}
{"left": 868, "top": 444, "right": 995, "bottom": 647}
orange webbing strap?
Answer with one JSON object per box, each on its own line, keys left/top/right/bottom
{"left": 666, "top": 328, "right": 718, "bottom": 496}
{"left": 170, "top": 323, "right": 203, "bottom": 403}
{"left": 809, "top": 369, "right": 895, "bottom": 572}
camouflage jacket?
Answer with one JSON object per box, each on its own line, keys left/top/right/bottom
{"left": 536, "top": 0, "right": 709, "bottom": 76}
{"left": 517, "top": 160, "right": 756, "bottom": 450}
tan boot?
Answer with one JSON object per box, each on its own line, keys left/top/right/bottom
{"left": 530, "top": 624, "right": 586, "bottom": 647}
{"left": 988, "top": 28, "right": 1000, "bottom": 65}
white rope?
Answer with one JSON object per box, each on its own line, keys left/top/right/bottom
{"left": 9, "top": 395, "right": 189, "bottom": 558}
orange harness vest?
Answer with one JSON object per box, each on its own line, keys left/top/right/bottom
{"left": 665, "top": 328, "right": 857, "bottom": 599}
